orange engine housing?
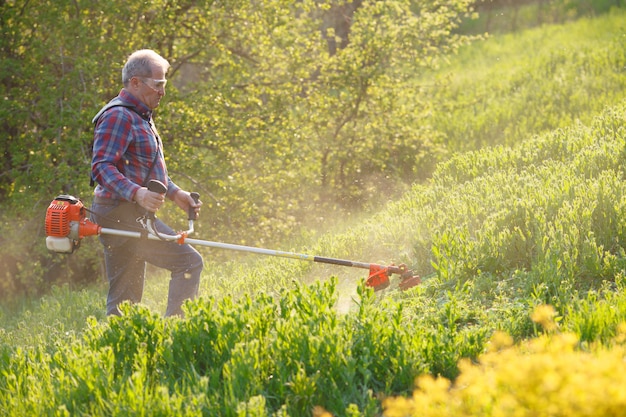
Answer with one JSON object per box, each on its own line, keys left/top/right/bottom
{"left": 44, "top": 195, "right": 100, "bottom": 253}
{"left": 45, "top": 195, "right": 85, "bottom": 238}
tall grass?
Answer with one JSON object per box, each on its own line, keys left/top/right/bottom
{"left": 428, "top": 8, "right": 626, "bottom": 153}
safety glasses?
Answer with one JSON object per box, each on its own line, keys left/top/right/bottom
{"left": 140, "top": 78, "right": 167, "bottom": 91}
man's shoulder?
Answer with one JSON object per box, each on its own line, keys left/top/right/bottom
{"left": 92, "top": 98, "right": 138, "bottom": 126}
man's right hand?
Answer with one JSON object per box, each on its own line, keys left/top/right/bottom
{"left": 134, "top": 187, "right": 165, "bottom": 212}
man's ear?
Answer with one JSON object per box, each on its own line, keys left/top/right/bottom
{"left": 128, "top": 76, "right": 141, "bottom": 91}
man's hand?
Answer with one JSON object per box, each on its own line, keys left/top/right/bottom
{"left": 173, "top": 190, "right": 202, "bottom": 218}
{"left": 134, "top": 187, "right": 166, "bottom": 212}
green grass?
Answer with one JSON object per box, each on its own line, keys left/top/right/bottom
{"left": 428, "top": 8, "right": 626, "bottom": 153}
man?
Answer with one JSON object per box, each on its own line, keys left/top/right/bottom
{"left": 90, "top": 49, "right": 204, "bottom": 317}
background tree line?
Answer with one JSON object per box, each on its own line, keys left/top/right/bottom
{"left": 0, "top": 0, "right": 614, "bottom": 300}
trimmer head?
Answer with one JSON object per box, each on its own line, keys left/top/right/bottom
{"left": 365, "top": 263, "right": 421, "bottom": 292}
{"left": 398, "top": 274, "right": 421, "bottom": 291}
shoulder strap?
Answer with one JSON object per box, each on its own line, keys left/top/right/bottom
{"left": 92, "top": 97, "right": 136, "bottom": 125}
{"left": 91, "top": 98, "right": 135, "bottom": 187}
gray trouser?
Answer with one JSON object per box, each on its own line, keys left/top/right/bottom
{"left": 91, "top": 201, "right": 203, "bottom": 317}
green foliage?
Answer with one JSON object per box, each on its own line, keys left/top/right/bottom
{"left": 376, "top": 103, "right": 626, "bottom": 339}
{"left": 0, "top": 280, "right": 488, "bottom": 416}
{"left": 0, "top": 285, "right": 106, "bottom": 351}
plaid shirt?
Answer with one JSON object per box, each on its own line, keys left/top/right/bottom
{"left": 91, "top": 89, "right": 180, "bottom": 202}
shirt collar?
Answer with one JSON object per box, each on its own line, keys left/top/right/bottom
{"left": 119, "top": 88, "right": 153, "bottom": 120}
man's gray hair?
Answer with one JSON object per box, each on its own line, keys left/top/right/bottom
{"left": 122, "top": 49, "right": 170, "bottom": 86}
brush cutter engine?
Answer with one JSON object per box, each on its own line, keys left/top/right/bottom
{"left": 44, "top": 187, "right": 421, "bottom": 291}
{"left": 45, "top": 195, "right": 100, "bottom": 253}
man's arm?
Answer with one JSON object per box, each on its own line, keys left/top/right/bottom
{"left": 91, "top": 109, "right": 142, "bottom": 201}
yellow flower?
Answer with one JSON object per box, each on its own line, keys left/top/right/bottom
{"left": 531, "top": 304, "right": 558, "bottom": 331}
{"left": 312, "top": 406, "right": 334, "bottom": 417}
{"left": 488, "top": 331, "right": 514, "bottom": 352}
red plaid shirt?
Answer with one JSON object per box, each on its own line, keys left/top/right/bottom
{"left": 91, "top": 89, "right": 180, "bottom": 201}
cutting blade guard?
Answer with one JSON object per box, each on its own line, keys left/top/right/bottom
{"left": 366, "top": 264, "right": 391, "bottom": 291}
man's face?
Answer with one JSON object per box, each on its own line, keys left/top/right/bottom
{"left": 134, "top": 64, "right": 167, "bottom": 110}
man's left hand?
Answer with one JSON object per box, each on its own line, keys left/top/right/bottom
{"left": 173, "top": 190, "right": 202, "bottom": 217}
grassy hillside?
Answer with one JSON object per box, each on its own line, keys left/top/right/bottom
{"left": 2, "top": 9, "right": 626, "bottom": 417}
{"left": 429, "top": 8, "right": 626, "bottom": 153}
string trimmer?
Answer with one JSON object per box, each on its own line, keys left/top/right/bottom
{"left": 44, "top": 180, "right": 421, "bottom": 291}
